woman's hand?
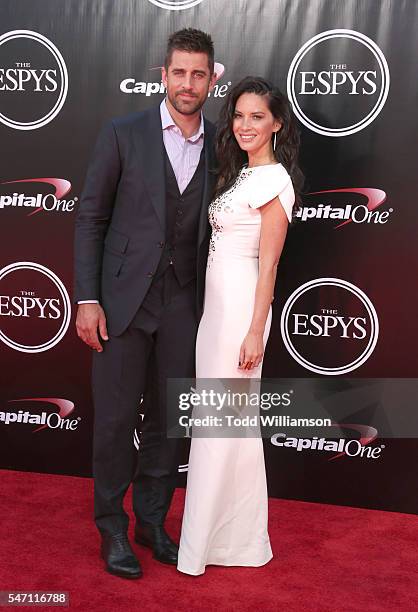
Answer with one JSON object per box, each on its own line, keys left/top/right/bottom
{"left": 238, "top": 331, "right": 264, "bottom": 370}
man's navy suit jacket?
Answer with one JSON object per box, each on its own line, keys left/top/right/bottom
{"left": 74, "top": 105, "right": 217, "bottom": 336}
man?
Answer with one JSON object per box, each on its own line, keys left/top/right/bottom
{"left": 74, "top": 28, "right": 217, "bottom": 579}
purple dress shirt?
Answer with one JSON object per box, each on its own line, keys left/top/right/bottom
{"left": 160, "top": 97, "right": 205, "bottom": 194}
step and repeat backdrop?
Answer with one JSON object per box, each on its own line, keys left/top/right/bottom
{"left": 1, "top": 0, "right": 417, "bottom": 514}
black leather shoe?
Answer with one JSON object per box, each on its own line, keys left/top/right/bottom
{"left": 134, "top": 523, "right": 178, "bottom": 565}
{"left": 101, "top": 532, "right": 143, "bottom": 579}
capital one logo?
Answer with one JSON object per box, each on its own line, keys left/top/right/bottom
{"left": 0, "top": 262, "right": 71, "bottom": 353}
{"left": 120, "top": 62, "right": 228, "bottom": 98}
{"left": 287, "top": 29, "right": 390, "bottom": 136}
{"left": 271, "top": 424, "right": 383, "bottom": 460}
{"left": 147, "top": 0, "right": 204, "bottom": 9}
{"left": 1, "top": 398, "right": 79, "bottom": 432}
{"left": 0, "top": 30, "right": 68, "bottom": 130}
{"left": 0, "top": 178, "right": 77, "bottom": 216}
{"left": 280, "top": 278, "right": 379, "bottom": 375}
{"left": 297, "top": 187, "right": 391, "bottom": 229}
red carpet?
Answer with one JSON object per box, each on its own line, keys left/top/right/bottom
{"left": 0, "top": 470, "right": 417, "bottom": 612}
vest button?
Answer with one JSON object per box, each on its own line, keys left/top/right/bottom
{"left": 158, "top": 241, "right": 164, "bottom": 248}
{"left": 177, "top": 209, "right": 183, "bottom": 216}
{"left": 147, "top": 272, "right": 154, "bottom": 278}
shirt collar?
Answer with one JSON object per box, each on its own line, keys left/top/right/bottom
{"left": 160, "top": 98, "right": 204, "bottom": 142}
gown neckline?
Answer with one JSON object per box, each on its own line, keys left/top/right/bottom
{"left": 241, "top": 162, "right": 281, "bottom": 172}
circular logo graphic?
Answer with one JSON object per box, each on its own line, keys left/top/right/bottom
{"left": 147, "top": 0, "right": 204, "bottom": 9}
{"left": 0, "top": 30, "right": 68, "bottom": 130}
{"left": 287, "top": 29, "right": 390, "bottom": 137}
{"left": 0, "top": 262, "right": 71, "bottom": 353}
{"left": 280, "top": 278, "right": 379, "bottom": 375}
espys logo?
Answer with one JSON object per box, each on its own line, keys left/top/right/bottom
{"left": 297, "top": 188, "right": 391, "bottom": 228}
{"left": 280, "top": 278, "right": 379, "bottom": 375}
{"left": 1, "top": 398, "right": 80, "bottom": 432}
{"left": 271, "top": 424, "right": 384, "bottom": 460}
{"left": 120, "top": 62, "right": 230, "bottom": 98}
{"left": 287, "top": 29, "right": 390, "bottom": 137}
{"left": 0, "top": 30, "right": 68, "bottom": 130}
{"left": 0, "top": 178, "right": 77, "bottom": 216}
{"left": 147, "top": 0, "right": 204, "bottom": 10}
{"left": 0, "top": 262, "right": 71, "bottom": 353}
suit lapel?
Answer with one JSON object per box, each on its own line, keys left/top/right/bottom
{"left": 198, "top": 119, "right": 216, "bottom": 248}
{"left": 132, "top": 106, "right": 166, "bottom": 231}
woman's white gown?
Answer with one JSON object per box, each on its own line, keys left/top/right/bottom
{"left": 177, "top": 163, "right": 295, "bottom": 575}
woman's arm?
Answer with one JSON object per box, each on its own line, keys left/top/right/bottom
{"left": 239, "top": 197, "right": 289, "bottom": 370}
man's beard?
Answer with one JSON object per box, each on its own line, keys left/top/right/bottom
{"left": 168, "top": 90, "right": 206, "bottom": 116}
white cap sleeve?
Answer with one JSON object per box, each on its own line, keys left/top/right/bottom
{"left": 247, "top": 164, "right": 295, "bottom": 223}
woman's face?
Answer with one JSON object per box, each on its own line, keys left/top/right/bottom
{"left": 232, "top": 92, "right": 281, "bottom": 157}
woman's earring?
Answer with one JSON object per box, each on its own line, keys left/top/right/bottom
{"left": 273, "top": 132, "right": 277, "bottom": 152}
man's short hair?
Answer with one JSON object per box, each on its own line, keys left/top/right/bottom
{"left": 165, "top": 28, "right": 214, "bottom": 75}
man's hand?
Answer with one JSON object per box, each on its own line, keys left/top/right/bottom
{"left": 76, "top": 303, "right": 109, "bottom": 352}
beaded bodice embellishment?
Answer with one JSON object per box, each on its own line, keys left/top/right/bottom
{"left": 208, "top": 168, "right": 254, "bottom": 266}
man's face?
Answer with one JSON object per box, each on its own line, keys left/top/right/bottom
{"left": 162, "top": 50, "right": 217, "bottom": 115}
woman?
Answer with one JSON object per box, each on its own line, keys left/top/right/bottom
{"left": 177, "top": 77, "right": 303, "bottom": 575}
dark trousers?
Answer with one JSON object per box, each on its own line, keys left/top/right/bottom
{"left": 92, "top": 266, "right": 197, "bottom": 535}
